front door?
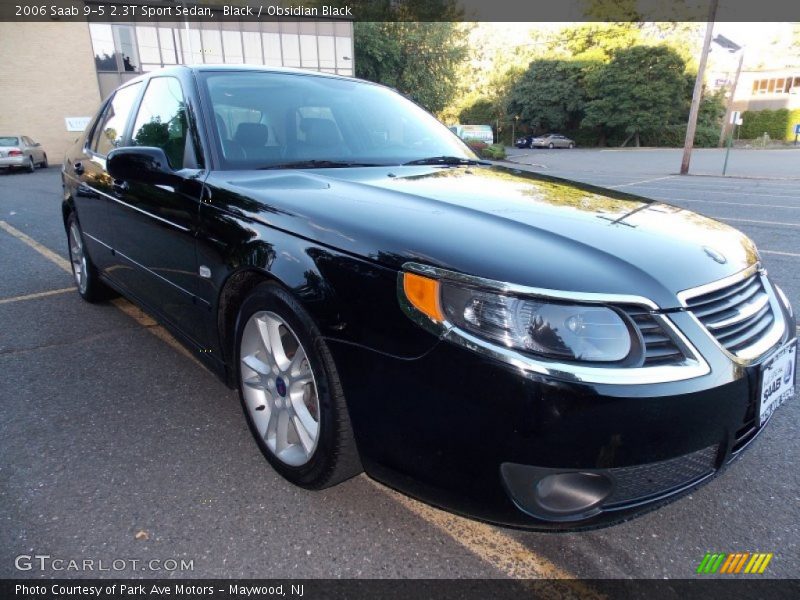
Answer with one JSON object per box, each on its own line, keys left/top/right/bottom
{"left": 105, "top": 75, "right": 206, "bottom": 345}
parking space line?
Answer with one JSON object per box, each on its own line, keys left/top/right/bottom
{"left": 0, "top": 287, "right": 73, "bottom": 305}
{"left": 366, "top": 478, "right": 601, "bottom": 595}
{"left": 0, "top": 220, "right": 72, "bottom": 272}
{"left": 0, "top": 219, "right": 201, "bottom": 367}
{"left": 761, "top": 250, "right": 800, "bottom": 258}
{"left": 719, "top": 217, "right": 800, "bottom": 228}
{"left": 624, "top": 186, "right": 800, "bottom": 200}
{"left": 609, "top": 175, "right": 676, "bottom": 188}
{"left": 660, "top": 199, "right": 800, "bottom": 210}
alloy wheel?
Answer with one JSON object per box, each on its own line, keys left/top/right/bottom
{"left": 240, "top": 311, "right": 320, "bottom": 466}
{"left": 69, "top": 222, "right": 88, "bottom": 294}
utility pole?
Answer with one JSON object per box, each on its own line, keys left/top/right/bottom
{"left": 719, "top": 51, "right": 744, "bottom": 147}
{"left": 680, "top": 0, "right": 719, "bottom": 175}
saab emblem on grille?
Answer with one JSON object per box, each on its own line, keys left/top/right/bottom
{"left": 703, "top": 246, "right": 727, "bottom": 264}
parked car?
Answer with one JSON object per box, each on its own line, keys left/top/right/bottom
{"left": 0, "top": 135, "right": 48, "bottom": 172}
{"left": 531, "top": 133, "right": 575, "bottom": 149}
{"left": 515, "top": 135, "right": 534, "bottom": 149}
{"left": 62, "top": 66, "right": 796, "bottom": 530}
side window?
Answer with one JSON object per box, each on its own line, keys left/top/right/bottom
{"left": 130, "top": 77, "right": 189, "bottom": 170}
{"left": 22, "top": 136, "right": 32, "bottom": 146}
{"left": 94, "top": 82, "right": 141, "bottom": 156}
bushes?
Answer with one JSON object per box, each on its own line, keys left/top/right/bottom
{"left": 481, "top": 143, "right": 507, "bottom": 159}
{"left": 639, "top": 124, "right": 720, "bottom": 148}
{"left": 465, "top": 140, "right": 506, "bottom": 159}
{"left": 740, "top": 109, "right": 800, "bottom": 141}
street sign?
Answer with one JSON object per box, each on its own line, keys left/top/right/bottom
{"left": 730, "top": 111, "right": 741, "bottom": 125}
{"left": 795, "top": 123, "right": 800, "bottom": 135}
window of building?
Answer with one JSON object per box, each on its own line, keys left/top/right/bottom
{"left": 93, "top": 82, "right": 142, "bottom": 156}
{"left": 242, "top": 31, "right": 263, "bottom": 64}
{"left": 201, "top": 27, "right": 223, "bottom": 64}
{"left": 130, "top": 77, "right": 189, "bottom": 169}
{"left": 263, "top": 25, "right": 282, "bottom": 66}
{"left": 159, "top": 27, "right": 178, "bottom": 64}
{"left": 90, "top": 23, "right": 117, "bottom": 71}
{"left": 114, "top": 26, "right": 139, "bottom": 72}
{"left": 222, "top": 29, "right": 244, "bottom": 63}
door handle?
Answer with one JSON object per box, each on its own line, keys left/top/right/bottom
{"left": 73, "top": 161, "right": 84, "bottom": 175}
{"left": 112, "top": 179, "right": 129, "bottom": 194}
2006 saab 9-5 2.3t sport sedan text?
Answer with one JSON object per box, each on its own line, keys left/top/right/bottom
{"left": 62, "top": 66, "right": 796, "bottom": 529}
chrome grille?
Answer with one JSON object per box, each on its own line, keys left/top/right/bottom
{"left": 684, "top": 273, "right": 775, "bottom": 356}
{"left": 623, "top": 310, "right": 685, "bottom": 366}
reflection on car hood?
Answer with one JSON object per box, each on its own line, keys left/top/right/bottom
{"left": 221, "top": 165, "right": 758, "bottom": 309}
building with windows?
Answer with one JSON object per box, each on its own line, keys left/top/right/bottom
{"left": 732, "top": 69, "right": 800, "bottom": 112}
{"left": 0, "top": 11, "right": 354, "bottom": 161}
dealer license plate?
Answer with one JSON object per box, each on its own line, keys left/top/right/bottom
{"left": 759, "top": 339, "right": 797, "bottom": 426}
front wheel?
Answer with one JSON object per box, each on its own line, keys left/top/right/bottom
{"left": 41, "top": 154, "right": 48, "bottom": 168}
{"left": 235, "top": 282, "right": 361, "bottom": 489}
{"left": 568, "top": 143, "right": 574, "bottom": 149}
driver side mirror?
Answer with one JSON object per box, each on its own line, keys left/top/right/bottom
{"left": 107, "top": 147, "right": 176, "bottom": 186}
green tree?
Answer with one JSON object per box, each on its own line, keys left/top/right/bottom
{"left": 354, "top": 22, "right": 469, "bottom": 114}
{"left": 583, "top": 45, "right": 687, "bottom": 146}
{"left": 506, "top": 60, "right": 593, "bottom": 132}
{"left": 458, "top": 98, "right": 495, "bottom": 125}
{"left": 352, "top": 1, "right": 468, "bottom": 114}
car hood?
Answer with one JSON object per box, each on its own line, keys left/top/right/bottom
{"left": 219, "top": 165, "right": 759, "bottom": 309}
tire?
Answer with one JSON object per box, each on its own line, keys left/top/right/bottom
{"left": 41, "top": 154, "right": 48, "bottom": 168}
{"left": 568, "top": 143, "right": 574, "bottom": 149}
{"left": 548, "top": 142, "right": 554, "bottom": 149}
{"left": 66, "top": 213, "right": 109, "bottom": 302}
{"left": 235, "top": 282, "right": 362, "bottom": 489}
{"left": 26, "top": 157, "right": 35, "bottom": 173}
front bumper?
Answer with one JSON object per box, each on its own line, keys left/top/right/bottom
{"left": 328, "top": 297, "right": 795, "bottom": 530}
{"left": 0, "top": 155, "right": 27, "bottom": 167}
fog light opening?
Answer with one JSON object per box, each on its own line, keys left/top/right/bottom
{"left": 534, "top": 472, "right": 613, "bottom": 515}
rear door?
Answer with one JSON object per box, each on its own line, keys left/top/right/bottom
{"left": 106, "top": 75, "right": 208, "bottom": 344}
{"left": 70, "top": 82, "right": 142, "bottom": 270}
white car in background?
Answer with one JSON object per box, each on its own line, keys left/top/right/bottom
{"left": 0, "top": 136, "right": 48, "bottom": 172}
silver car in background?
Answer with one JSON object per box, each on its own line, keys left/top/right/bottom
{"left": 0, "top": 136, "right": 48, "bottom": 172}
{"left": 531, "top": 134, "right": 575, "bottom": 149}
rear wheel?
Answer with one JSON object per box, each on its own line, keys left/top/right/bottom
{"left": 26, "top": 157, "right": 35, "bottom": 173}
{"left": 568, "top": 143, "right": 574, "bottom": 149}
{"left": 67, "top": 214, "right": 109, "bottom": 302}
{"left": 548, "top": 142, "right": 554, "bottom": 149}
{"left": 235, "top": 282, "right": 361, "bottom": 489}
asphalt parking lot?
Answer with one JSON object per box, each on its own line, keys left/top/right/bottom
{"left": 1, "top": 151, "right": 798, "bottom": 582}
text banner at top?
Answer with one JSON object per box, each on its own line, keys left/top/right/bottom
{"left": 1, "top": 0, "right": 799, "bottom": 22}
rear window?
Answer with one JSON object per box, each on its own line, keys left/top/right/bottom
{"left": 0, "top": 137, "right": 19, "bottom": 146}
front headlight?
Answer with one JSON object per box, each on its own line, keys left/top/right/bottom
{"left": 401, "top": 271, "right": 635, "bottom": 363}
{"left": 440, "top": 284, "right": 632, "bottom": 362}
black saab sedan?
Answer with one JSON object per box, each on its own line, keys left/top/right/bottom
{"left": 62, "top": 66, "right": 796, "bottom": 529}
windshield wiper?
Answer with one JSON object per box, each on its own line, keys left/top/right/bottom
{"left": 259, "top": 160, "right": 387, "bottom": 170}
{"left": 402, "top": 156, "right": 489, "bottom": 166}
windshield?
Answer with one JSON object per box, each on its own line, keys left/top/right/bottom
{"left": 0, "top": 137, "right": 19, "bottom": 146}
{"left": 200, "top": 71, "right": 476, "bottom": 170}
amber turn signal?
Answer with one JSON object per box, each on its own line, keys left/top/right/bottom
{"left": 403, "top": 272, "right": 444, "bottom": 322}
